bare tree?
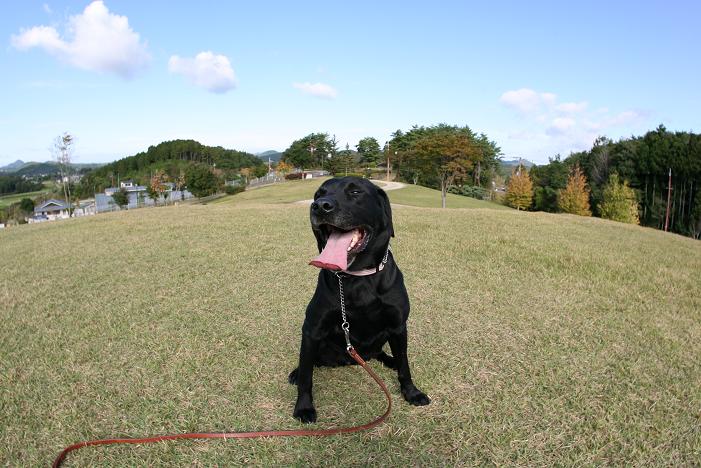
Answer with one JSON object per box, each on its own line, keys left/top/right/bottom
{"left": 52, "top": 133, "right": 75, "bottom": 215}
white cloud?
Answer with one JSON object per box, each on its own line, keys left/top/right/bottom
{"left": 556, "top": 101, "right": 589, "bottom": 113}
{"left": 11, "top": 1, "right": 150, "bottom": 78}
{"left": 499, "top": 88, "right": 556, "bottom": 113}
{"left": 43, "top": 3, "right": 52, "bottom": 14}
{"left": 499, "top": 88, "right": 651, "bottom": 162}
{"left": 168, "top": 52, "right": 237, "bottom": 94}
{"left": 606, "top": 110, "right": 643, "bottom": 126}
{"left": 546, "top": 117, "right": 577, "bottom": 136}
{"left": 293, "top": 82, "right": 338, "bottom": 99}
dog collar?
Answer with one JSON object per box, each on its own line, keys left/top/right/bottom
{"left": 340, "top": 244, "right": 391, "bottom": 277}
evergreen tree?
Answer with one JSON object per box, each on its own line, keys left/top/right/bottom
{"left": 558, "top": 165, "right": 592, "bottom": 216}
{"left": 505, "top": 164, "right": 533, "bottom": 210}
{"left": 112, "top": 189, "right": 129, "bottom": 209}
{"left": 598, "top": 173, "right": 640, "bottom": 224}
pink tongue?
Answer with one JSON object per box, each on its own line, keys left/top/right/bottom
{"left": 309, "top": 229, "right": 355, "bottom": 271}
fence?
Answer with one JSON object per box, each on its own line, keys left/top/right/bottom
{"left": 95, "top": 190, "right": 194, "bottom": 213}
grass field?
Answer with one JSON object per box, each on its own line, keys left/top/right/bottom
{"left": 1, "top": 183, "right": 700, "bottom": 465}
{"left": 0, "top": 189, "right": 48, "bottom": 209}
{"left": 210, "top": 178, "right": 509, "bottom": 210}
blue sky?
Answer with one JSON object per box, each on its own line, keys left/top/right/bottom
{"left": 1, "top": 0, "right": 699, "bottom": 166}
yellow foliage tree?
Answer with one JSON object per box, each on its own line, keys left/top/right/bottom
{"left": 558, "top": 165, "right": 592, "bottom": 216}
{"left": 505, "top": 165, "right": 533, "bottom": 210}
{"left": 276, "top": 160, "right": 293, "bottom": 177}
{"left": 598, "top": 173, "right": 639, "bottom": 224}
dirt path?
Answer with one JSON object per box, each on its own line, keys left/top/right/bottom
{"left": 295, "top": 179, "right": 406, "bottom": 205}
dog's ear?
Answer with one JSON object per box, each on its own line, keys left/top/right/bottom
{"left": 377, "top": 188, "right": 394, "bottom": 238}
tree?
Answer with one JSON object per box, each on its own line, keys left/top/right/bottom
{"left": 282, "top": 133, "right": 335, "bottom": 169}
{"left": 276, "top": 160, "right": 293, "bottom": 177}
{"left": 505, "top": 164, "right": 533, "bottom": 210}
{"left": 598, "top": 173, "right": 640, "bottom": 224}
{"left": 175, "top": 169, "right": 187, "bottom": 201}
{"left": 19, "top": 198, "right": 35, "bottom": 213}
{"left": 112, "top": 188, "right": 129, "bottom": 209}
{"left": 558, "top": 165, "right": 592, "bottom": 216}
{"left": 530, "top": 156, "right": 569, "bottom": 212}
{"left": 409, "top": 124, "right": 480, "bottom": 208}
{"left": 328, "top": 144, "right": 356, "bottom": 176}
{"left": 52, "top": 132, "right": 75, "bottom": 214}
{"left": 185, "top": 165, "right": 219, "bottom": 197}
{"left": 148, "top": 170, "right": 169, "bottom": 205}
{"left": 356, "top": 137, "right": 382, "bottom": 167}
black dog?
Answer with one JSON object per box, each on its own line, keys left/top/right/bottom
{"left": 289, "top": 176, "right": 430, "bottom": 423}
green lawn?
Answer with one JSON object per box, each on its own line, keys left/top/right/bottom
{"left": 0, "top": 190, "right": 48, "bottom": 209}
{"left": 386, "top": 183, "right": 509, "bottom": 209}
{"left": 212, "top": 178, "right": 508, "bottom": 210}
{"left": 0, "top": 182, "right": 55, "bottom": 209}
{"left": 1, "top": 198, "right": 699, "bottom": 465}
{"left": 209, "top": 178, "right": 328, "bottom": 205}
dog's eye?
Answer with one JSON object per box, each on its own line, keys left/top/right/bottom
{"left": 349, "top": 189, "right": 362, "bottom": 195}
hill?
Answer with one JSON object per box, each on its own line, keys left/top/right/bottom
{"left": 499, "top": 158, "right": 534, "bottom": 176}
{"left": 212, "top": 178, "right": 509, "bottom": 210}
{"left": 75, "top": 139, "right": 266, "bottom": 197}
{"left": 256, "top": 150, "right": 283, "bottom": 162}
{"left": 12, "top": 161, "right": 103, "bottom": 178}
{"left": 0, "top": 159, "right": 29, "bottom": 172}
{"left": 1, "top": 191, "right": 699, "bottom": 465}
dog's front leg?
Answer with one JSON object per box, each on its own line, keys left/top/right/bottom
{"left": 388, "top": 328, "right": 431, "bottom": 406}
{"left": 292, "top": 334, "right": 319, "bottom": 423}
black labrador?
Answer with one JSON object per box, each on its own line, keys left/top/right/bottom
{"left": 289, "top": 176, "right": 430, "bottom": 423}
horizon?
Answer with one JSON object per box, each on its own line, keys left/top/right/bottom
{"left": 1, "top": 1, "right": 699, "bottom": 167}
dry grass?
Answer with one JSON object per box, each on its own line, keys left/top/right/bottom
{"left": 1, "top": 192, "right": 700, "bottom": 465}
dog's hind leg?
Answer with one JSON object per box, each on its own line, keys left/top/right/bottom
{"left": 376, "top": 351, "right": 397, "bottom": 369}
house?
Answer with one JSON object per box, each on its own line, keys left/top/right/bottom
{"left": 30, "top": 199, "right": 70, "bottom": 222}
{"left": 72, "top": 199, "right": 96, "bottom": 217}
{"left": 104, "top": 182, "right": 148, "bottom": 196}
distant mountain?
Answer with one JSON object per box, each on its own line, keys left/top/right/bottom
{"left": 11, "top": 161, "right": 104, "bottom": 177}
{"left": 256, "top": 150, "right": 283, "bottom": 162}
{"left": 498, "top": 158, "right": 534, "bottom": 177}
{"left": 0, "top": 160, "right": 31, "bottom": 172}
{"left": 501, "top": 158, "right": 534, "bottom": 168}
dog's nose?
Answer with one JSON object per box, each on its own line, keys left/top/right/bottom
{"left": 311, "top": 198, "right": 336, "bottom": 214}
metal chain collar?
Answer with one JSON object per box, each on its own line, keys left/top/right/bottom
{"left": 335, "top": 243, "right": 392, "bottom": 351}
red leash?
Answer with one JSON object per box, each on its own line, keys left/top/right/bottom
{"left": 52, "top": 347, "right": 391, "bottom": 467}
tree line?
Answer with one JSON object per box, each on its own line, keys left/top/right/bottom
{"left": 0, "top": 175, "right": 42, "bottom": 195}
{"left": 282, "top": 124, "right": 502, "bottom": 208}
{"left": 506, "top": 125, "right": 701, "bottom": 238}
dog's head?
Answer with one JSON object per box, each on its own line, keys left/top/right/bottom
{"left": 309, "top": 177, "right": 393, "bottom": 271}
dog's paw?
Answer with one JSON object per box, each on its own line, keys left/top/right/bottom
{"left": 402, "top": 386, "right": 431, "bottom": 406}
{"left": 293, "top": 406, "right": 317, "bottom": 424}
{"left": 288, "top": 368, "right": 298, "bottom": 385}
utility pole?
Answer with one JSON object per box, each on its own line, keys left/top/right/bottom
{"left": 664, "top": 168, "right": 672, "bottom": 232}
{"left": 385, "top": 142, "right": 390, "bottom": 181}
{"left": 308, "top": 143, "right": 316, "bottom": 177}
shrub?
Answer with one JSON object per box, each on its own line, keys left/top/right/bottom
{"left": 449, "top": 185, "right": 490, "bottom": 200}
{"left": 224, "top": 185, "right": 245, "bottom": 195}
{"left": 285, "top": 173, "right": 303, "bottom": 180}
